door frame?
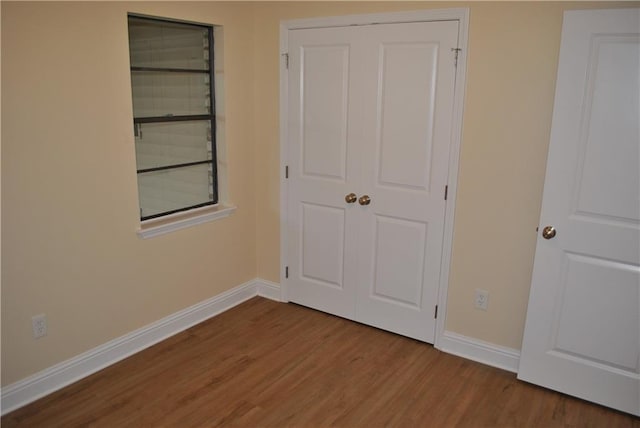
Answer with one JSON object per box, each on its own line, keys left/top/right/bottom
{"left": 279, "top": 8, "right": 470, "bottom": 349}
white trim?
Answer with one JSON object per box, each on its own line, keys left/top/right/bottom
{"left": 1, "top": 278, "right": 264, "bottom": 415}
{"left": 137, "top": 204, "right": 236, "bottom": 239}
{"left": 279, "top": 9, "right": 470, "bottom": 344}
{"left": 279, "top": 21, "right": 290, "bottom": 303}
{"left": 434, "top": 8, "right": 470, "bottom": 349}
{"left": 282, "top": 8, "right": 470, "bottom": 30}
{"left": 1, "top": 277, "right": 520, "bottom": 415}
{"left": 255, "top": 279, "right": 282, "bottom": 302}
{"left": 437, "top": 331, "right": 521, "bottom": 373}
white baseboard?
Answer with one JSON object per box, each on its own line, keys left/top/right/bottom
{"left": 1, "top": 278, "right": 281, "bottom": 415}
{"left": 255, "top": 279, "right": 282, "bottom": 301}
{"left": 437, "top": 330, "right": 520, "bottom": 373}
{"left": 3, "top": 282, "right": 523, "bottom": 415}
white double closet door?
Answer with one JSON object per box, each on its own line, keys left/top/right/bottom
{"left": 286, "top": 21, "right": 459, "bottom": 342}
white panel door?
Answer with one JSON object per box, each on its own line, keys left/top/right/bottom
{"left": 355, "top": 22, "right": 458, "bottom": 341}
{"left": 287, "top": 27, "right": 363, "bottom": 319}
{"left": 518, "top": 9, "right": 640, "bottom": 416}
{"left": 287, "top": 21, "right": 459, "bottom": 343}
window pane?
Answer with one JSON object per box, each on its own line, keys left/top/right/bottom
{"left": 135, "top": 121, "right": 211, "bottom": 171}
{"left": 131, "top": 71, "right": 210, "bottom": 117}
{"left": 137, "top": 163, "right": 214, "bottom": 219}
{"left": 128, "top": 17, "right": 210, "bottom": 70}
{"left": 128, "top": 15, "right": 218, "bottom": 221}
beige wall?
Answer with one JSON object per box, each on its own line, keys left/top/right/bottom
{"left": 1, "top": 1, "right": 257, "bottom": 385}
{"left": 2, "top": 1, "right": 635, "bottom": 387}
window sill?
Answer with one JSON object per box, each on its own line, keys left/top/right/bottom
{"left": 137, "top": 203, "right": 236, "bottom": 239}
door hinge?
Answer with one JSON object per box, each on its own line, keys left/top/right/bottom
{"left": 444, "top": 185, "right": 448, "bottom": 201}
{"left": 451, "top": 48, "right": 462, "bottom": 67}
{"left": 285, "top": 266, "right": 289, "bottom": 278}
{"left": 282, "top": 53, "right": 289, "bottom": 69}
{"left": 434, "top": 305, "right": 438, "bottom": 319}
{"left": 286, "top": 165, "right": 289, "bottom": 179}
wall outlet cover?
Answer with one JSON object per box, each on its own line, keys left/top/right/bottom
{"left": 32, "top": 314, "right": 47, "bottom": 339}
{"left": 474, "top": 289, "right": 489, "bottom": 311}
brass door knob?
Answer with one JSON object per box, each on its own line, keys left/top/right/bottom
{"left": 542, "top": 226, "right": 556, "bottom": 239}
{"left": 358, "top": 195, "right": 371, "bottom": 206}
{"left": 345, "top": 193, "right": 357, "bottom": 203}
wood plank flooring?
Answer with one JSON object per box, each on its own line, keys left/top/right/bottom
{"left": 3, "top": 297, "right": 638, "bottom": 427}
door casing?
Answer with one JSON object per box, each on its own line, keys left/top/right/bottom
{"left": 279, "top": 8, "right": 469, "bottom": 350}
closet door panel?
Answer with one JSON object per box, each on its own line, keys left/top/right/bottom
{"left": 287, "top": 27, "right": 364, "bottom": 319}
{"left": 356, "top": 21, "right": 459, "bottom": 342}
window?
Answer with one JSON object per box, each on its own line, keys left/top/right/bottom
{"left": 128, "top": 15, "right": 217, "bottom": 221}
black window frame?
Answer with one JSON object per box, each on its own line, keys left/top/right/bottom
{"left": 128, "top": 14, "right": 218, "bottom": 221}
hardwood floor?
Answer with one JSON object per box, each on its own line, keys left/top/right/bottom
{"left": 3, "top": 297, "right": 638, "bottom": 427}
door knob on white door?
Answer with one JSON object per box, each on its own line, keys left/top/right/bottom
{"left": 345, "top": 193, "right": 357, "bottom": 203}
{"left": 358, "top": 195, "right": 371, "bottom": 206}
{"left": 541, "top": 226, "right": 556, "bottom": 239}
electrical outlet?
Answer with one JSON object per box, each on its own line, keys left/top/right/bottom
{"left": 32, "top": 314, "right": 47, "bottom": 338}
{"left": 474, "top": 289, "right": 489, "bottom": 311}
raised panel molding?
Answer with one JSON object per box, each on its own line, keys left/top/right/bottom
{"left": 377, "top": 42, "right": 436, "bottom": 190}
{"left": 371, "top": 215, "right": 427, "bottom": 307}
{"left": 552, "top": 253, "right": 639, "bottom": 371}
{"left": 301, "top": 45, "right": 350, "bottom": 181}
{"left": 573, "top": 35, "right": 640, "bottom": 222}
{"left": 301, "top": 203, "right": 346, "bottom": 288}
